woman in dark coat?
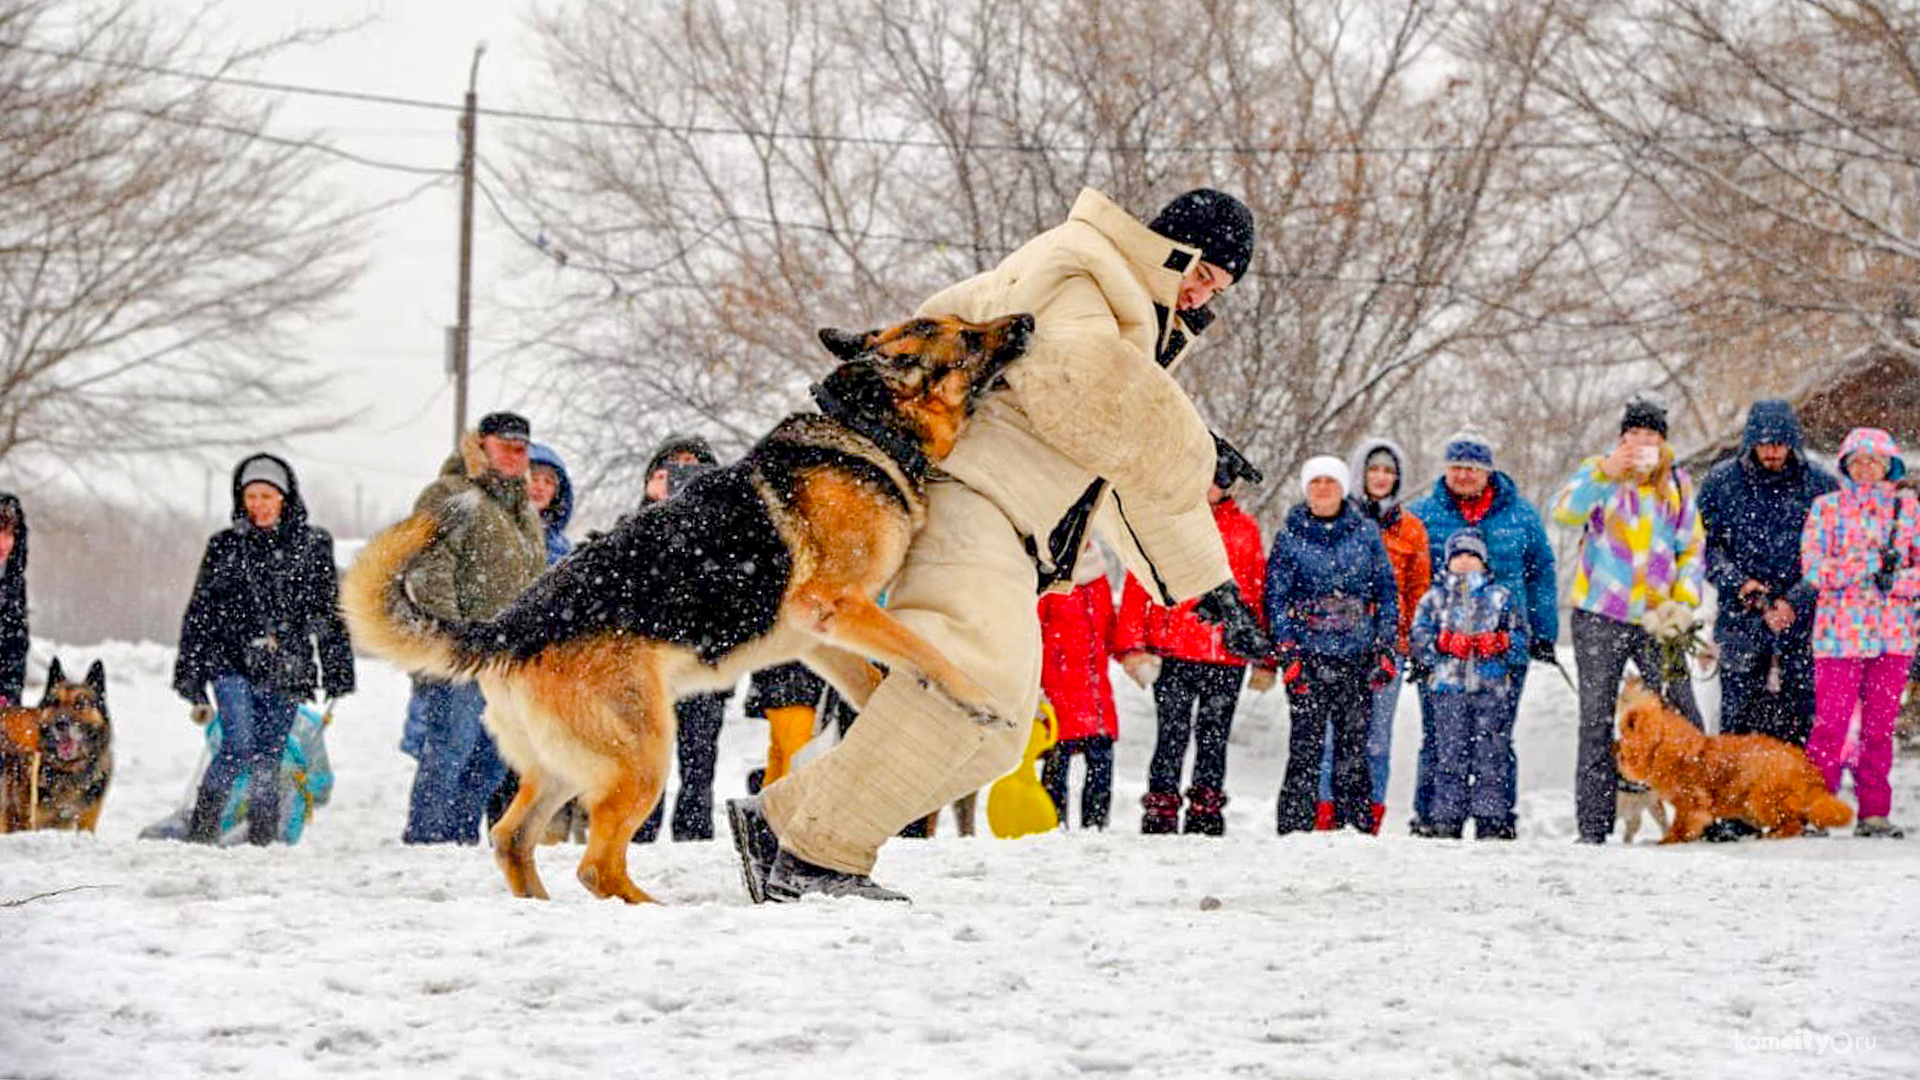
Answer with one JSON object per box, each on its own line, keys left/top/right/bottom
{"left": 0, "top": 493, "right": 29, "bottom": 707}
{"left": 633, "top": 434, "right": 732, "bottom": 842}
{"left": 173, "top": 454, "right": 354, "bottom": 844}
{"left": 1265, "top": 456, "right": 1399, "bottom": 834}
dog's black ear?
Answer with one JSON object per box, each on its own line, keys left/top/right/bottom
{"left": 40, "top": 657, "right": 65, "bottom": 705}
{"left": 84, "top": 660, "right": 107, "bottom": 703}
{"left": 818, "top": 361, "right": 900, "bottom": 417}
{"left": 818, "top": 327, "right": 870, "bottom": 361}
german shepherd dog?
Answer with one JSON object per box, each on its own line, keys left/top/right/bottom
{"left": 344, "top": 312, "right": 1033, "bottom": 903}
{"left": 0, "top": 658, "right": 112, "bottom": 832}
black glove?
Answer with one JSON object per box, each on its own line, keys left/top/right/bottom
{"left": 1874, "top": 547, "right": 1900, "bottom": 593}
{"left": 1528, "top": 638, "right": 1558, "bottom": 664}
{"left": 1193, "top": 582, "right": 1275, "bottom": 661}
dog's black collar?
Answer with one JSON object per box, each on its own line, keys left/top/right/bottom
{"left": 809, "top": 379, "right": 932, "bottom": 483}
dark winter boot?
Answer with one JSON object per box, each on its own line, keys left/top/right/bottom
{"left": 1430, "top": 819, "right": 1465, "bottom": 839}
{"left": 764, "top": 850, "right": 910, "bottom": 903}
{"left": 185, "top": 783, "right": 227, "bottom": 845}
{"left": 1183, "top": 787, "right": 1228, "bottom": 836}
{"left": 726, "top": 796, "right": 779, "bottom": 905}
{"left": 1474, "top": 819, "right": 1517, "bottom": 841}
{"left": 1140, "top": 791, "right": 1181, "bottom": 835}
{"left": 1702, "top": 819, "right": 1760, "bottom": 843}
{"left": 1313, "top": 800, "right": 1336, "bottom": 832}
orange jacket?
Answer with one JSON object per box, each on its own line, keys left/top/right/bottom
{"left": 1373, "top": 505, "right": 1431, "bottom": 655}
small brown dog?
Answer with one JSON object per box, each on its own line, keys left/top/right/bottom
{"left": 0, "top": 658, "right": 113, "bottom": 832}
{"left": 1614, "top": 678, "right": 1850, "bottom": 842}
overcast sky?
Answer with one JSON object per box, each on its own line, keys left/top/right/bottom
{"left": 145, "top": 0, "right": 562, "bottom": 530}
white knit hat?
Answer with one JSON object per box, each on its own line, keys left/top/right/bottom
{"left": 1299, "top": 455, "right": 1350, "bottom": 497}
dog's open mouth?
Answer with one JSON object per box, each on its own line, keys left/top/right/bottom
{"left": 48, "top": 724, "right": 89, "bottom": 762}
{"left": 971, "top": 313, "right": 1034, "bottom": 395}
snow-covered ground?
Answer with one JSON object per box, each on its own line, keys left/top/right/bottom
{"left": 3, "top": 640, "right": 1916, "bottom": 1079}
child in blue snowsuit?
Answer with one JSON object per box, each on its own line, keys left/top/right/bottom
{"left": 1408, "top": 528, "right": 1529, "bottom": 839}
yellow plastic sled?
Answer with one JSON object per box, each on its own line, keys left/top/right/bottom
{"left": 986, "top": 703, "right": 1061, "bottom": 839}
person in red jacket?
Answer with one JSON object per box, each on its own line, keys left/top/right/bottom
{"left": 1037, "top": 538, "right": 1123, "bottom": 829}
{"left": 1117, "top": 439, "right": 1274, "bottom": 835}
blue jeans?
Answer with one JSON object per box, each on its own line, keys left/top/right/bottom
{"left": 403, "top": 679, "right": 502, "bottom": 844}
{"left": 195, "top": 674, "right": 299, "bottom": 844}
{"left": 1318, "top": 669, "right": 1402, "bottom": 805}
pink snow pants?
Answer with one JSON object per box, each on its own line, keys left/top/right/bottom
{"left": 1809, "top": 654, "right": 1908, "bottom": 819}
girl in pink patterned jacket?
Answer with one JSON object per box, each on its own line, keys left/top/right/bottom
{"left": 1800, "top": 426, "right": 1916, "bottom": 837}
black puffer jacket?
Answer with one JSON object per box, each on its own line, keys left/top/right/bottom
{"left": 0, "top": 492, "right": 28, "bottom": 704}
{"left": 173, "top": 454, "right": 355, "bottom": 705}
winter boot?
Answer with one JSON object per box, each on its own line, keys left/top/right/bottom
{"left": 1369, "top": 802, "right": 1386, "bottom": 836}
{"left": 1408, "top": 816, "right": 1437, "bottom": 839}
{"left": 1430, "top": 819, "right": 1465, "bottom": 839}
{"left": 726, "top": 796, "right": 780, "bottom": 904}
{"left": 764, "top": 850, "right": 910, "bottom": 903}
{"left": 185, "top": 782, "right": 227, "bottom": 845}
{"left": 1183, "top": 787, "right": 1228, "bottom": 836}
{"left": 1140, "top": 791, "right": 1181, "bottom": 835}
{"left": 1702, "top": 819, "right": 1760, "bottom": 843}
{"left": 1313, "top": 800, "right": 1336, "bottom": 831}
{"left": 1855, "top": 816, "right": 1907, "bottom": 839}
{"left": 1474, "top": 818, "right": 1517, "bottom": 841}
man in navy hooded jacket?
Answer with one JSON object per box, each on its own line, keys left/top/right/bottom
{"left": 1697, "top": 400, "right": 1837, "bottom": 747}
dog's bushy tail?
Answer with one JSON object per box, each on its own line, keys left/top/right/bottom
{"left": 339, "top": 513, "right": 490, "bottom": 681}
{"left": 1806, "top": 790, "right": 1854, "bottom": 830}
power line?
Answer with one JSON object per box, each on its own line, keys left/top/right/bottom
{"left": 111, "top": 105, "right": 456, "bottom": 177}
{"left": 5, "top": 37, "right": 1902, "bottom": 160}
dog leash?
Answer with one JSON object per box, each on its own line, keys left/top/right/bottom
{"left": 1541, "top": 655, "right": 1579, "bottom": 697}
{"left": 27, "top": 750, "right": 39, "bottom": 826}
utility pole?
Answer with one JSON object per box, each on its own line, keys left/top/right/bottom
{"left": 449, "top": 44, "right": 486, "bottom": 449}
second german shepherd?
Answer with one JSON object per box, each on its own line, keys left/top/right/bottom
{"left": 0, "top": 657, "right": 113, "bottom": 833}
{"left": 343, "top": 312, "right": 1033, "bottom": 902}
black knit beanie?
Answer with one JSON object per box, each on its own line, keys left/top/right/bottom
{"left": 1621, "top": 395, "right": 1668, "bottom": 438}
{"left": 1149, "top": 189, "right": 1256, "bottom": 279}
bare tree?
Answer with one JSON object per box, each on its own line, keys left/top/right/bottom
{"left": 1516, "top": 0, "right": 1920, "bottom": 447}
{"left": 0, "top": 0, "right": 372, "bottom": 477}
{"left": 501, "top": 0, "right": 1581, "bottom": 518}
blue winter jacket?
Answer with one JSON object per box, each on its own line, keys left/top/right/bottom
{"left": 1406, "top": 471, "right": 1558, "bottom": 647}
{"left": 529, "top": 442, "right": 576, "bottom": 565}
{"left": 1264, "top": 502, "right": 1398, "bottom": 659}
{"left": 1409, "top": 570, "right": 1529, "bottom": 694}
{"left": 1696, "top": 401, "right": 1838, "bottom": 657}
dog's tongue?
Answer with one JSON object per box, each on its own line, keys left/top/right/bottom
{"left": 53, "top": 729, "right": 84, "bottom": 760}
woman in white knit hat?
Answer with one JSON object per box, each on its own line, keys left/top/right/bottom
{"left": 1263, "top": 455, "right": 1400, "bottom": 833}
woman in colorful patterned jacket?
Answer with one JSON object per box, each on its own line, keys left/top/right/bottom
{"left": 1550, "top": 394, "right": 1705, "bottom": 844}
{"left": 1800, "top": 427, "right": 1915, "bottom": 838}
